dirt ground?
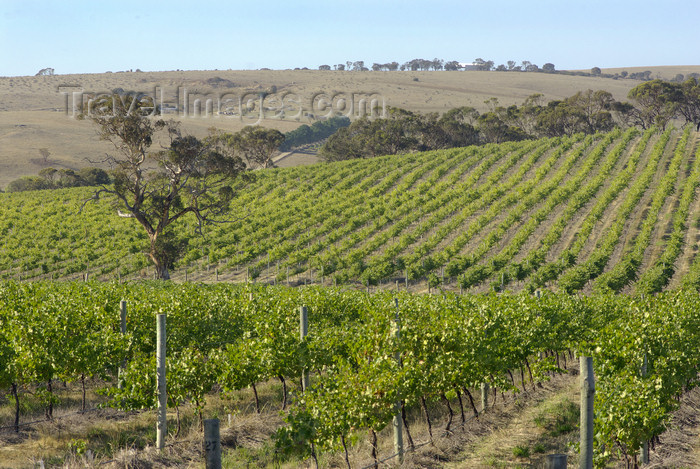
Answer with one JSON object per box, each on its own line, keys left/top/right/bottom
{"left": 2, "top": 66, "right": 700, "bottom": 189}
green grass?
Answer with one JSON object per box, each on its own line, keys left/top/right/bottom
{"left": 512, "top": 444, "right": 530, "bottom": 458}
{"left": 534, "top": 398, "right": 578, "bottom": 435}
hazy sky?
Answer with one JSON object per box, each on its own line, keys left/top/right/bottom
{"left": 1, "top": 0, "right": 698, "bottom": 76}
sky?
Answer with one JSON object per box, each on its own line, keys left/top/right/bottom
{"left": 1, "top": 0, "right": 699, "bottom": 77}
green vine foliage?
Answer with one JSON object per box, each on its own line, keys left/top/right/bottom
{"left": 2, "top": 281, "right": 700, "bottom": 466}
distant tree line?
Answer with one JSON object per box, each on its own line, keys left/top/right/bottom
{"left": 319, "top": 78, "right": 700, "bottom": 161}
{"left": 315, "top": 58, "right": 696, "bottom": 82}
{"left": 320, "top": 107, "right": 481, "bottom": 161}
{"left": 319, "top": 92, "right": 619, "bottom": 161}
{"left": 279, "top": 116, "right": 351, "bottom": 151}
{"left": 5, "top": 167, "right": 111, "bottom": 193}
{"left": 320, "top": 58, "right": 525, "bottom": 72}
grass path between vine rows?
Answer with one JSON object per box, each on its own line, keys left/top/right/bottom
{"left": 646, "top": 385, "right": 700, "bottom": 469}
{"left": 437, "top": 370, "right": 580, "bottom": 469}
{"left": 439, "top": 372, "right": 700, "bottom": 469}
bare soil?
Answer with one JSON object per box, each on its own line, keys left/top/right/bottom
{"left": 481, "top": 135, "right": 618, "bottom": 276}
{"left": 572, "top": 132, "right": 662, "bottom": 268}
{"left": 577, "top": 132, "right": 677, "bottom": 295}
{"left": 646, "top": 385, "right": 700, "bottom": 468}
{"left": 667, "top": 134, "right": 700, "bottom": 289}
{"left": 3, "top": 66, "right": 699, "bottom": 189}
{"left": 623, "top": 134, "right": 694, "bottom": 294}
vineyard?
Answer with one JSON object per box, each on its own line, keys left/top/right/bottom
{"left": 1, "top": 125, "right": 700, "bottom": 294}
{"left": 3, "top": 126, "right": 700, "bottom": 467}
{"left": 2, "top": 282, "right": 700, "bottom": 468}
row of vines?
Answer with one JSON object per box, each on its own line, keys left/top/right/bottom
{"left": 3, "top": 126, "right": 697, "bottom": 294}
{"left": 2, "top": 281, "right": 700, "bottom": 467}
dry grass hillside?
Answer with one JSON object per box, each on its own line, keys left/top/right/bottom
{"left": 2, "top": 66, "right": 700, "bottom": 189}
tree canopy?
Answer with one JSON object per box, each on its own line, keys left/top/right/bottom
{"left": 224, "top": 126, "right": 285, "bottom": 169}
{"left": 319, "top": 106, "right": 480, "bottom": 161}
{"left": 6, "top": 167, "right": 110, "bottom": 193}
{"left": 318, "top": 90, "right": 620, "bottom": 161}
{"left": 86, "top": 98, "right": 249, "bottom": 279}
{"left": 627, "top": 79, "right": 688, "bottom": 129}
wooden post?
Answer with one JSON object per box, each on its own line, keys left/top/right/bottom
{"left": 580, "top": 356, "right": 594, "bottom": 469}
{"left": 118, "top": 300, "right": 127, "bottom": 390}
{"left": 392, "top": 298, "right": 404, "bottom": 463}
{"left": 640, "top": 353, "right": 649, "bottom": 464}
{"left": 185, "top": 268, "right": 188, "bottom": 282}
{"left": 287, "top": 266, "right": 290, "bottom": 287}
{"left": 481, "top": 382, "right": 489, "bottom": 411}
{"left": 300, "top": 306, "right": 310, "bottom": 392}
{"left": 545, "top": 454, "right": 568, "bottom": 469}
{"left": 120, "top": 300, "right": 127, "bottom": 335}
{"left": 204, "top": 419, "right": 221, "bottom": 469}
{"left": 405, "top": 269, "right": 408, "bottom": 290}
{"left": 215, "top": 268, "right": 218, "bottom": 282}
{"left": 156, "top": 314, "right": 167, "bottom": 450}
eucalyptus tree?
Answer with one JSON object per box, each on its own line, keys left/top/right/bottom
{"left": 85, "top": 97, "right": 248, "bottom": 279}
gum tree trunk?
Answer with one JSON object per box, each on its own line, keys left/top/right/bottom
{"left": 149, "top": 237, "right": 170, "bottom": 280}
